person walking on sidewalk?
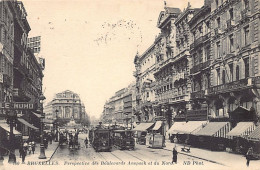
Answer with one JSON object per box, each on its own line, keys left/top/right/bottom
{"left": 172, "top": 146, "right": 178, "bottom": 164}
{"left": 19, "top": 144, "right": 23, "bottom": 158}
{"left": 246, "top": 147, "right": 253, "bottom": 167}
{"left": 48, "top": 133, "right": 52, "bottom": 144}
{"left": 21, "top": 148, "right": 26, "bottom": 164}
{"left": 28, "top": 142, "right": 32, "bottom": 155}
{"left": 31, "top": 141, "right": 35, "bottom": 154}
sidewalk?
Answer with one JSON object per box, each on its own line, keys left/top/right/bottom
{"left": 2, "top": 141, "right": 59, "bottom": 166}
{"left": 163, "top": 140, "right": 260, "bottom": 169}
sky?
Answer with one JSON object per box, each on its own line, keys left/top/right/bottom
{"left": 22, "top": 0, "right": 204, "bottom": 119}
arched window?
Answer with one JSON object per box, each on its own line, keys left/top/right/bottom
{"left": 236, "top": 65, "right": 239, "bottom": 81}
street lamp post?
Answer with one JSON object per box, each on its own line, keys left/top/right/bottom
{"left": 38, "top": 94, "right": 46, "bottom": 159}
{"left": 55, "top": 109, "right": 59, "bottom": 142}
{"left": 7, "top": 110, "right": 17, "bottom": 163}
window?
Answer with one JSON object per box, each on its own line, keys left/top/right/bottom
{"left": 216, "top": 0, "right": 219, "bottom": 7}
{"left": 244, "top": 58, "right": 249, "bottom": 78}
{"left": 244, "top": 26, "right": 249, "bottom": 46}
{"left": 236, "top": 65, "right": 240, "bottom": 81}
{"left": 216, "top": 17, "right": 221, "bottom": 28}
{"left": 206, "top": 21, "right": 210, "bottom": 33}
{"left": 146, "top": 92, "right": 149, "bottom": 98}
{"left": 229, "top": 34, "right": 234, "bottom": 52}
{"left": 229, "top": 63, "right": 233, "bottom": 82}
{"left": 222, "top": 70, "right": 226, "bottom": 84}
{"left": 216, "top": 41, "right": 220, "bottom": 58}
{"left": 216, "top": 68, "right": 220, "bottom": 85}
{"left": 229, "top": 8, "right": 234, "bottom": 20}
{"left": 244, "top": 0, "right": 249, "bottom": 10}
{"left": 206, "top": 46, "right": 210, "bottom": 60}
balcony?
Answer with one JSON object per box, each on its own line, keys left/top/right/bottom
{"left": 226, "top": 19, "right": 235, "bottom": 29}
{"left": 214, "top": 28, "right": 222, "bottom": 36}
{"left": 3, "top": 74, "right": 11, "bottom": 88}
{"left": 186, "top": 109, "right": 207, "bottom": 121}
{"left": 208, "top": 78, "right": 253, "bottom": 95}
{"left": 241, "top": 9, "right": 250, "bottom": 20}
{"left": 190, "top": 90, "right": 205, "bottom": 99}
{"left": 203, "top": 33, "right": 210, "bottom": 42}
{"left": 190, "top": 60, "right": 210, "bottom": 74}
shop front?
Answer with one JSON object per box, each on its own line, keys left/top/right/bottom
{"left": 194, "top": 122, "right": 231, "bottom": 151}
{"left": 227, "top": 121, "right": 256, "bottom": 154}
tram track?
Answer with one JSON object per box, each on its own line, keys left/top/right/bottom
{"left": 121, "top": 150, "right": 145, "bottom": 162}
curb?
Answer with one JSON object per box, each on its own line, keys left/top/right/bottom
{"left": 163, "top": 147, "right": 228, "bottom": 167}
{"left": 47, "top": 143, "right": 60, "bottom": 162}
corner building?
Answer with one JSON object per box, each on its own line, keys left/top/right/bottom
{"left": 208, "top": 0, "right": 260, "bottom": 125}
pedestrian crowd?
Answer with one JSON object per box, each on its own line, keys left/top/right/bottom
{"left": 19, "top": 140, "right": 36, "bottom": 164}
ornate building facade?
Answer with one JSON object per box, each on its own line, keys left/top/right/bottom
{"left": 208, "top": 0, "right": 260, "bottom": 125}
{"left": 101, "top": 82, "right": 136, "bottom": 127}
{"left": 188, "top": 0, "right": 211, "bottom": 121}
{"left": 0, "top": 1, "right": 14, "bottom": 105}
{"left": 44, "top": 90, "right": 86, "bottom": 122}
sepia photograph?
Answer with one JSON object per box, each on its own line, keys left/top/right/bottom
{"left": 0, "top": 0, "right": 260, "bottom": 170}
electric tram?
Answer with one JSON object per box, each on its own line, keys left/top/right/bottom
{"left": 113, "top": 129, "right": 135, "bottom": 150}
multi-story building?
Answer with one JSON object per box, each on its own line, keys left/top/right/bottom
{"left": 27, "top": 36, "right": 41, "bottom": 54}
{"left": 171, "top": 4, "right": 199, "bottom": 122}
{"left": 188, "top": 0, "right": 211, "bottom": 121}
{"left": 44, "top": 90, "right": 86, "bottom": 122}
{"left": 153, "top": 6, "right": 181, "bottom": 130}
{"left": 0, "top": 1, "right": 44, "bottom": 143}
{"left": 11, "top": 1, "right": 44, "bottom": 137}
{"left": 134, "top": 44, "right": 157, "bottom": 123}
{"left": 208, "top": 0, "right": 260, "bottom": 125}
{"left": 0, "top": 1, "right": 14, "bottom": 106}
{"left": 101, "top": 82, "right": 136, "bottom": 127}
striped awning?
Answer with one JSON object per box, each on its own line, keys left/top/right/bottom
{"left": 152, "top": 121, "right": 162, "bottom": 131}
{"left": 18, "top": 118, "right": 39, "bottom": 130}
{"left": 182, "top": 121, "right": 208, "bottom": 134}
{"left": 167, "top": 122, "right": 186, "bottom": 135}
{"left": 247, "top": 126, "right": 260, "bottom": 141}
{"left": 133, "top": 123, "right": 154, "bottom": 131}
{"left": 227, "top": 122, "right": 256, "bottom": 138}
{"left": 195, "top": 122, "right": 231, "bottom": 138}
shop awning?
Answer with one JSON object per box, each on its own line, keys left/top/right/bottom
{"left": 0, "top": 121, "right": 21, "bottom": 135}
{"left": 167, "top": 121, "right": 186, "bottom": 135}
{"left": 32, "top": 112, "right": 41, "bottom": 118}
{"left": 152, "top": 121, "right": 162, "bottom": 131}
{"left": 227, "top": 122, "right": 256, "bottom": 138}
{"left": 247, "top": 126, "right": 260, "bottom": 141}
{"left": 181, "top": 121, "right": 208, "bottom": 134}
{"left": 133, "top": 122, "right": 154, "bottom": 131}
{"left": 18, "top": 118, "right": 39, "bottom": 130}
{"left": 195, "top": 122, "right": 231, "bottom": 138}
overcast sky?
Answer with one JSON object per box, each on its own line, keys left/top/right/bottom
{"left": 22, "top": 0, "right": 204, "bottom": 119}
